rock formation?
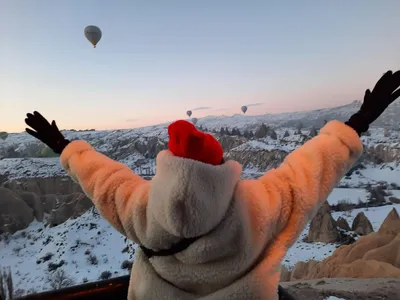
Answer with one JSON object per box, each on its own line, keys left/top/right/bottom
{"left": 0, "top": 179, "right": 94, "bottom": 232}
{"left": 226, "top": 148, "right": 288, "bottom": 171}
{"left": 307, "top": 201, "right": 339, "bottom": 243}
{"left": 217, "top": 135, "right": 247, "bottom": 152}
{"left": 46, "top": 193, "right": 93, "bottom": 227}
{"left": 336, "top": 217, "right": 351, "bottom": 231}
{"left": 286, "top": 208, "right": 400, "bottom": 281}
{"left": 254, "top": 124, "right": 269, "bottom": 139}
{"left": 283, "top": 130, "right": 290, "bottom": 138}
{"left": 2, "top": 177, "right": 82, "bottom": 196}
{"left": 18, "top": 191, "right": 44, "bottom": 222}
{"left": 280, "top": 265, "right": 291, "bottom": 282}
{"left": 378, "top": 208, "right": 400, "bottom": 236}
{"left": 0, "top": 187, "right": 34, "bottom": 233}
{"left": 352, "top": 212, "right": 374, "bottom": 236}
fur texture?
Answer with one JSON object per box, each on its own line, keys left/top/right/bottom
{"left": 60, "top": 120, "right": 363, "bottom": 300}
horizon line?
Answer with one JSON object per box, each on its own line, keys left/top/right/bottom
{"left": 6, "top": 100, "right": 358, "bottom": 134}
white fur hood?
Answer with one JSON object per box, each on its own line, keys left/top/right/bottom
{"left": 148, "top": 150, "right": 242, "bottom": 239}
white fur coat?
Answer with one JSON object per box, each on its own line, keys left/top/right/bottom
{"left": 60, "top": 120, "right": 363, "bottom": 300}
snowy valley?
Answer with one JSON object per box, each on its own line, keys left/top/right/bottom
{"left": 0, "top": 101, "right": 400, "bottom": 299}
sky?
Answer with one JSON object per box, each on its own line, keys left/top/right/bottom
{"left": 1, "top": 0, "right": 400, "bottom": 132}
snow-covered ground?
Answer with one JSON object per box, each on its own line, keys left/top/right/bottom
{"left": 0, "top": 104, "right": 399, "bottom": 296}
{"left": 341, "top": 162, "right": 400, "bottom": 187}
{"left": 0, "top": 210, "right": 136, "bottom": 296}
{"left": 1, "top": 197, "right": 397, "bottom": 295}
{"left": 331, "top": 204, "right": 399, "bottom": 232}
{"left": 327, "top": 188, "right": 368, "bottom": 205}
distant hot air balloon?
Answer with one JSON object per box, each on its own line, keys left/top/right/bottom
{"left": 192, "top": 118, "right": 198, "bottom": 125}
{"left": 84, "top": 25, "right": 102, "bottom": 48}
{"left": 186, "top": 110, "right": 192, "bottom": 117}
{"left": 0, "top": 132, "right": 8, "bottom": 140}
{"left": 241, "top": 105, "right": 248, "bottom": 114}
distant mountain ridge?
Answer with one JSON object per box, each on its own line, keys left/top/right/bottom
{"left": 197, "top": 99, "right": 399, "bottom": 131}
{"left": 4, "top": 99, "right": 399, "bottom": 136}
{"left": 0, "top": 99, "right": 399, "bottom": 168}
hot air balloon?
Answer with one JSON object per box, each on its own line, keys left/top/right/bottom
{"left": 0, "top": 132, "right": 8, "bottom": 140}
{"left": 192, "top": 118, "right": 198, "bottom": 125}
{"left": 186, "top": 110, "right": 192, "bottom": 117}
{"left": 241, "top": 105, "right": 248, "bottom": 114}
{"left": 84, "top": 25, "right": 102, "bottom": 48}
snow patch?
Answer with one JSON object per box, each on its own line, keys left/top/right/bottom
{"left": 327, "top": 188, "right": 368, "bottom": 205}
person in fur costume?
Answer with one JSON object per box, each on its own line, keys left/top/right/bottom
{"left": 25, "top": 70, "right": 400, "bottom": 300}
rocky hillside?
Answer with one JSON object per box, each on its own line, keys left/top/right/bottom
{"left": 0, "top": 101, "right": 399, "bottom": 235}
{"left": 1, "top": 122, "right": 399, "bottom": 181}
{"left": 0, "top": 101, "right": 399, "bottom": 298}
{"left": 194, "top": 99, "right": 400, "bottom": 131}
{"left": 1, "top": 100, "right": 400, "bottom": 160}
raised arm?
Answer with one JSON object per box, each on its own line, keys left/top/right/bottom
{"left": 59, "top": 140, "right": 150, "bottom": 240}
{"left": 258, "top": 120, "right": 362, "bottom": 234}
{"left": 24, "top": 112, "right": 149, "bottom": 242}
{"left": 257, "top": 70, "right": 400, "bottom": 247}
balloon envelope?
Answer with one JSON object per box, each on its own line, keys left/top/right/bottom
{"left": 84, "top": 25, "right": 102, "bottom": 48}
{"left": 186, "top": 110, "right": 192, "bottom": 117}
{"left": 241, "top": 105, "right": 248, "bottom": 113}
{"left": 0, "top": 132, "right": 8, "bottom": 140}
{"left": 192, "top": 118, "right": 198, "bottom": 125}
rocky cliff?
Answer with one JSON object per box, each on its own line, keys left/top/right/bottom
{"left": 286, "top": 208, "right": 400, "bottom": 282}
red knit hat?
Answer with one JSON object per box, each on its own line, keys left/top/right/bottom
{"left": 168, "top": 120, "right": 224, "bottom": 166}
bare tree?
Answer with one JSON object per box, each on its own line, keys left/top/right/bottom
{"left": 46, "top": 269, "right": 75, "bottom": 290}
{"left": 0, "top": 267, "right": 13, "bottom": 300}
{"left": 0, "top": 272, "right": 4, "bottom": 300}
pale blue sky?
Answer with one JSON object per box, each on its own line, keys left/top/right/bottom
{"left": 1, "top": 0, "right": 399, "bottom": 132}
